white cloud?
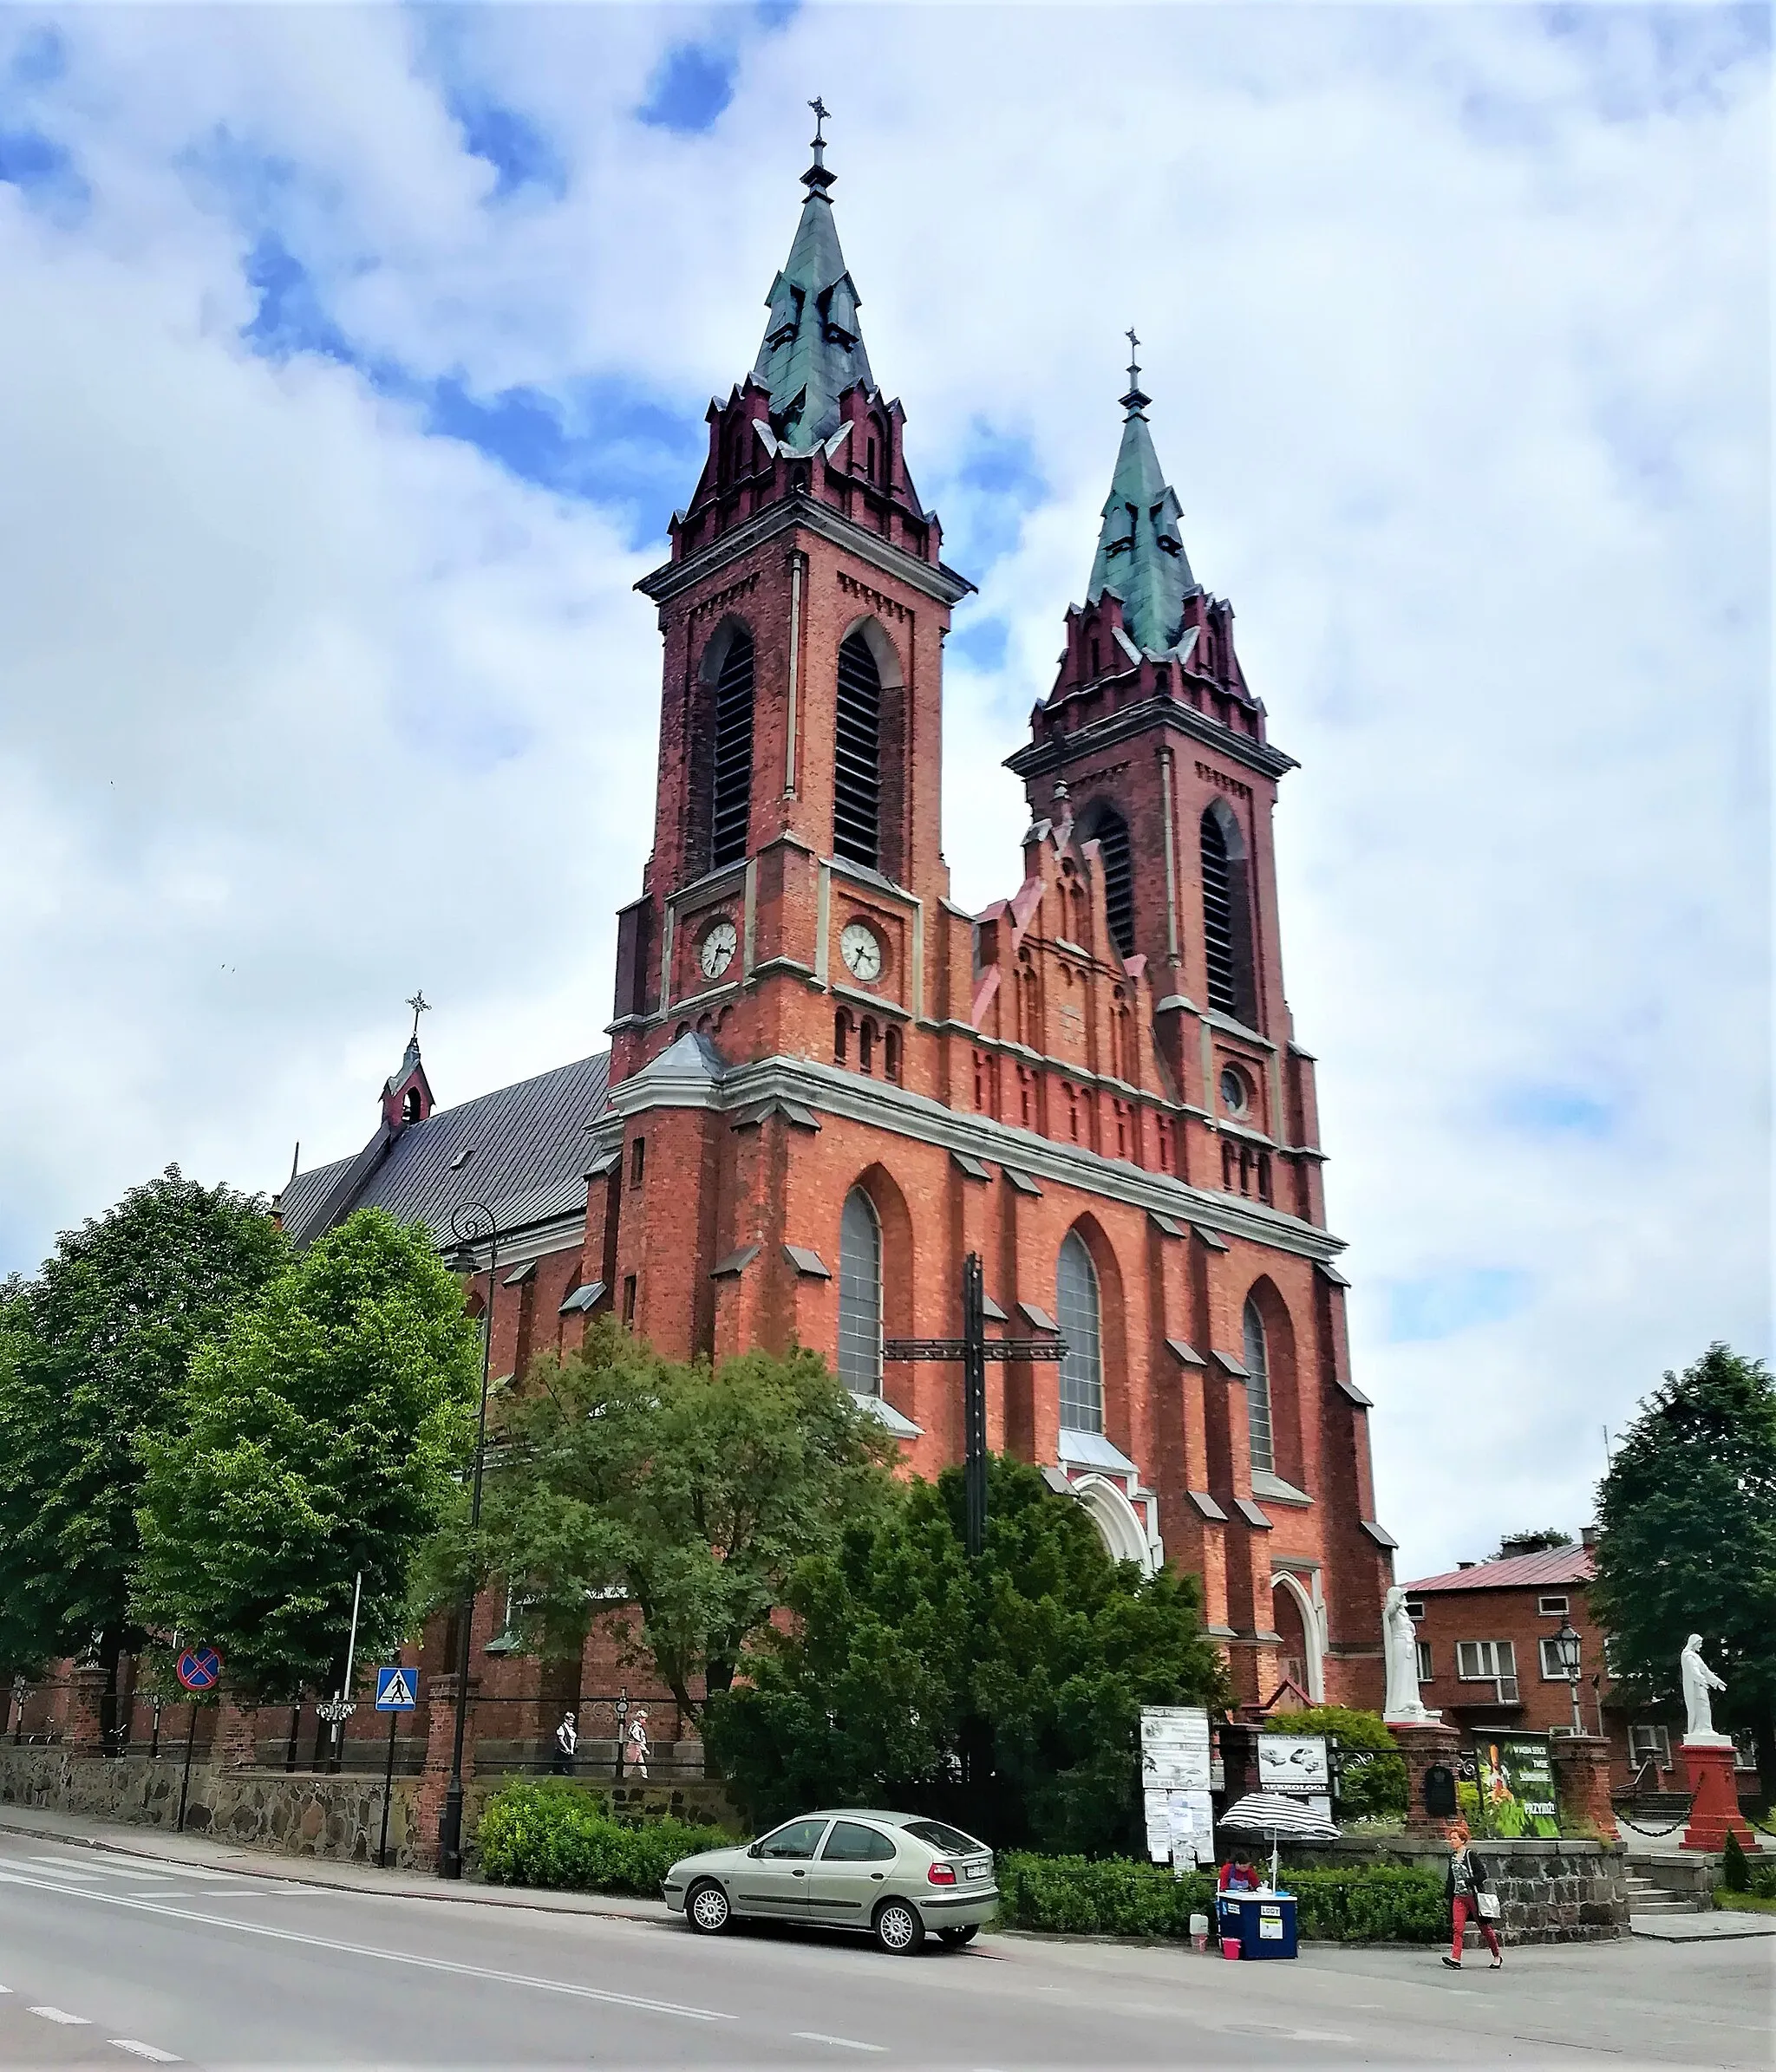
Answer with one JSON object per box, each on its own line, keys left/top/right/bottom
{"left": 0, "top": 6, "right": 1766, "bottom": 1575}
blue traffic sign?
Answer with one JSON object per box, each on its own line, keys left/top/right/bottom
{"left": 175, "top": 1646, "right": 221, "bottom": 1692}
{"left": 375, "top": 1666, "right": 417, "bottom": 1711}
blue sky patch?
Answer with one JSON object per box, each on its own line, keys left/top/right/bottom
{"left": 243, "top": 231, "right": 358, "bottom": 365}
{"left": 638, "top": 44, "right": 736, "bottom": 135}
{"left": 450, "top": 92, "right": 567, "bottom": 203}
{"left": 933, "top": 421, "right": 1048, "bottom": 581}
{"left": 950, "top": 617, "right": 1009, "bottom": 672}
{"left": 7, "top": 23, "right": 66, "bottom": 88}
{"left": 1385, "top": 1267, "right": 1533, "bottom": 1344}
{"left": 0, "top": 125, "right": 88, "bottom": 220}
{"left": 1495, "top": 1083, "right": 1618, "bottom": 1138}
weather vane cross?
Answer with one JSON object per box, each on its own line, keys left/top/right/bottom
{"left": 1126, "top": 327, "right": 1141, "bottom": 384}
{"left": 809, "top": 95, "right": 830, "bottom": 144}
{"left": 406, "top": 989, "right": 431, "bottom": 1040}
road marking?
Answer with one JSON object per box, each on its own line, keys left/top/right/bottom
{"left": 23, "top": 1855, "right": 232, "bottom": 1883}
{"left": 793, "top": 2036, "right": 885, "bottom": 2054}
{"left": 29, "top": 2007, "right": 91, "bottom": 2024}
{"left": 0, "top": 1870, "right": 735, "bottom": 2023}
{"left": 110, "top": 2045, "right": 180, "bottom": 2063}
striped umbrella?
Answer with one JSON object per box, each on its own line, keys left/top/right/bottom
{"left": 1218, "top": 1790, "right": 1340, "bottom": 1889}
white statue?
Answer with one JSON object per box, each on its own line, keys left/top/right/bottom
{"left": 1680, "top": 1634, "right": 1730, "bottom": 1746}
{"left": 1381, "top": 1586, "right": 1438, "bottom": 1723}
{"left": 624, "top": 1709, "right": 650, "bottom": 1778}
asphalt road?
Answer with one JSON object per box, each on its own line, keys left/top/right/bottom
{"left": 0, "top": 1834, "right": 1767, "bottom": 2069}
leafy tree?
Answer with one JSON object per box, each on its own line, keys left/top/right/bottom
{"left": 1492, "top": 1528, "right": 1574, "bottom": 1560}
{"left": 428, "top": 1321, "right": 898, "bottom": 1722}
{"left": 1590, "top": 1345, "right": 1776, "bottom": 1799}
{"left": 704, "top": 1456, "right": 1231, "bottom": 1855}
{"left": 1261, "top": 1704, "right": 1406, "bottom": 1821}
{"left": 133, "top": 1209, "right": 480, "bottom": 1701}
{"left": 0, "top": 1170, "right": 285, "bottom": 1713}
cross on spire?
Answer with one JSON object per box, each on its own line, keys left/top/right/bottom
{"left": 809, "top": 95, "right": 830, "bottom": 144}
{"left": 406, "top": 989, "right": 431, "bottom": 1041}
{"left": 1126, "top": 328, "right": 1140, "bottom": 387}
{"left": 803, "top": 94, "right": 835, "bottom": 192}
{"left": 1120, "top": 325, "right": 1152, "bottom": 419}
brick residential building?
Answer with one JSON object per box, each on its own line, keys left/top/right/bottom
{"left": 277, "top": 121, "right": 1395, "bottom": 1746}
{"left": 1404, "top": 1538, "right": 1759, "bottom": 1799}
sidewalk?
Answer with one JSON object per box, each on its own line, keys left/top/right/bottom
{"left": 1629, "top": 1909, "right": 1776, "bottom": 1942}
{"left": 0, "top": 1801, "right": 671, "bottom": 1923}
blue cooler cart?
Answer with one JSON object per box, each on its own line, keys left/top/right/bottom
{"left": 1230, "top": 1892, "right": 1298, "bottom": 1959}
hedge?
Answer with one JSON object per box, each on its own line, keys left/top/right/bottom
{"left": 996, "top": 1854, "right": 1446, "bottom": 1944}
{"left": 475, "top": 1782, "right": 732, "bottom": 1895}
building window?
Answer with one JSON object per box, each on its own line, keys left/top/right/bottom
{"left": 1416, "top": 1642, "right": 1433, "bottom": 1683}
{"left": 1456, "top": 1640, "right": 1517, "bottom": 1682}
{"left": 1055, "top": 1231, "right": 1103, "bottom": 1434}
{"left": 1538, "top": 1636, "right": 1578, "bottom": 1681}
{"left": 709, "top": 626, "right": 755, "bottom": 870}
{"left": 1081, "top": 804, "right": 1134, "bottom": 959}
{"left": 629, "top": 1137, "right": 645, "bottom": 1189}
{"left": 836, "top": 1189, "right": 882, "bottom": 1396}
{"left": 1200, "top": 805, "right": 1256, "bottom": 1025}
{"left": 1629, "top": 1723, "right": 1671, "bottom": 1772}
{"left": 859, "top": 1018, "right": 876, "bottom": 1075}
{"left": 884, "top": 1026, "right": 901, "bottom": 1085}
{"left": 1537, "top": 1595, "right": 1569, "bottom": 1618}
{"left": 834, "top": 1009, "right": 851, "bottom": 1064}
{"left": 832, "top": 631, "right": 882, "bottom": 869}
{"left": 621, "top": 1275, "right": 637, "bottom": 1328}
{"left": 1242, "top": 1296, "right": 1274, "bottom": 1476}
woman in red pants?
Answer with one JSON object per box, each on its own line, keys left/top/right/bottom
{"left": 1443, "top": 1821, "right": 1503, "bottom": 1969}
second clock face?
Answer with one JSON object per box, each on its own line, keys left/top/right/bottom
{"left": 840, "top": 920, "right": 883, "bottom": 983}
{"left": 699, "top": 917, "right": 738, "bottom": 981}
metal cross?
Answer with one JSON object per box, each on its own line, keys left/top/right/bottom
{"left": 406, "top": 989, "right": 431, "bottom": 1040}
{"left": 1126, "top": 327, "right": 1141, "bottom": 387}
{"left": 808, "top": 96, "right": 831, "bottom": 144}
{"left": 883, "top": 1253, "right": 1066, "bottom": 1559}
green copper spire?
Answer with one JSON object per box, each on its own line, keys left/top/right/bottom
{"left": 753, "top": 99, "right": 874, "bottom": 451}
{"left": 1085, "top": 332, "right": 1198, "bottom": 656}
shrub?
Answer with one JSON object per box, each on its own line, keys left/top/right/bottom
{"left": 1746, "top": 1854, "right": 1776, "bottom": 1901}
{"left": 474, "top": 1782, "right": 732, "bottom": 1895}
{"left": 1720, "top": 1828, "right": 1751, "bottom": 1892}
{"left": 994, "top": 1853, "right": 1444, "bottom": 1943}
{"left": 1263, "top": 1707, "right": 1407, "bottom": 1822}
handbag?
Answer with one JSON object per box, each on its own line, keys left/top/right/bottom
{"left": 1477, "top": 1891, "right": 1500, "bottom": 1920}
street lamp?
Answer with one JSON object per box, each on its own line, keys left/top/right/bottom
{"left": 1552, "top": 1618, "right": 1583, "bottom": 1736}
{"left": 613, "top": 1688, "right": 630, "bottom": 1782}
{"left": 437, "top": 1198, "right": 500, "bottom": 1880}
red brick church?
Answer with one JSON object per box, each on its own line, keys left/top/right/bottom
{"left": 285, "top": 121, "right": 1394, "bottom": 1718}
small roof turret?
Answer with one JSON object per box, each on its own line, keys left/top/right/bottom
{"left": 752, "top": 99, "right": 875, "bottom": 450}
{"left": 1085, "top": 333, "right": 1199, "bottom": 657}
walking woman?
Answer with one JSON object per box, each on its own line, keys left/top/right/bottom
{"left": 1443, "top": 1821, "right": 1503, "bottom": 1969}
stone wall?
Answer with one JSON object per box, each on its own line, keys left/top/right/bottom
{"left": 1286, "top": 1834, "right": 1629, "bottom": 1943}
{"left": 0, "top": 1749, "right": 739, "bottom": 1873}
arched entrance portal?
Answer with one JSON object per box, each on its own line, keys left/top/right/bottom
{"left": 1071, "top": 1474, "right": 1158, "bottom": 1575}
{"left": 1271, "top": 1570, "right": 1325, "bottom": 1702}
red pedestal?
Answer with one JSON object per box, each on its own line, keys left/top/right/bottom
{"left": 1679, "top": 1740, "right": 1756, "bottom": 1853}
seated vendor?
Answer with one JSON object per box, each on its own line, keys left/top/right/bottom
{"left": 1218, "top": 1854, "right": 1261, "bottom": 1893}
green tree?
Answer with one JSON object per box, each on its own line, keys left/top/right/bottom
{"left": 0, "top": 1170, "right": 285, "bottom": 1714}
{"left": 1492, "top": 1528, "right": 1575, "bottom": 1560}
{"left": 133, "top": 1209, "right": 480, "bottom": 1700}
{"left": 1590, "top": 1344, "right": 1776, "bottom": 1799}
{"left": 428, "top": 1321, "right": 898, "bottom": 1721}
{"left": 704, "top": 1456, "right": 1231, "bottom": 1855}
{"left": 1262, "top": 1704, "right": 1407, "bottom": 1821}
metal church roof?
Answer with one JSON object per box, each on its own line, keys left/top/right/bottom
{"left": 1086, "top": 352, "right": 1199, "bottom": 657}
{"left": 280, "top": 1052, "right": 610, "bottom": 1250}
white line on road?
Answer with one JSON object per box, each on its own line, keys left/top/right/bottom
{"left": 23, "top": 1855, "right": 232, "bottom": 1882}
{"left": 792, "top": 2035, "right": 885, "bottom": 2054}
{"left": 29, "top": 2007, "right": 91, "bottom": 2024}
{"left": 109, "top": 2043, "right": 180, "bottom": 2062}
{"left": 0, "top": 1870, "right": 736, "bottom": 2023}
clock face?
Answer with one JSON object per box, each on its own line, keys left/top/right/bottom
{"left": 840, "top": 921, "right": 884, "bottom": 983}
{"left": 698, "top": 917, "right": 738, "bottom": 981}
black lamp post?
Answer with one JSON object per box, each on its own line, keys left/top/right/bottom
{"left": 437, "top": 1199, "right": 500, "bottom": 1880}
{"left": 613, "top": 1688, "right": 630, "bottom": 1782}
{"left": 1552, "top": 1618, "right": 1583, "bottom": 1736}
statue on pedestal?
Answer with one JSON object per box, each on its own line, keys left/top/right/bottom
{"left": 1382, "top": 1585, "right": 1439, "bottom": 1723}
{"left": 1680, "top": 1634, "right": 1730, "bottom": 1747}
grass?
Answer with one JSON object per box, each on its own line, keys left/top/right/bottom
{"left": 1713, "top": 1891, "right": 1776, "bottom": 1914}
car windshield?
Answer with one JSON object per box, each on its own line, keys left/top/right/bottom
{"left": 904, "top": 1819, "right": 988, "bottom": 1856}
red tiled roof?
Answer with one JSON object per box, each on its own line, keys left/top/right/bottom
{"left": 1404, "top": 1546, "right": 1596, "bottom": 1593}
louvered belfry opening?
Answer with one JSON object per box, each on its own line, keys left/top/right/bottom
{"left": 1200, "top": 808, "right": 1239, "bottom": 1016}
{"left": 832, "top": 631, "right": 883, "bottom": 868}
{"left": 1087, "top": 806, "right": 1135, "bottom": 959}
{"left": 709, "top": 628, "right": 755, "bottom": 869}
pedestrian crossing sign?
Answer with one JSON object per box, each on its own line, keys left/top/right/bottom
{"left": 375, "top": 1666, "right": 417, "bottom": 1710}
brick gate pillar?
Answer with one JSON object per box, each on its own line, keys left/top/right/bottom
{"left": 412, "top": 1673, "right": 480, "bottom": 1869}
{"left": 1389, "top": 1719, "right": 1464, "bottom": 1834}
{"left": 66, "top": 1664, "right": 110, "bottom": 1756}
{"left": 213, "top": 1682, "right": 258, "bottom": 1768}
{"left": 1550, "top": 1733, "right": 1615, "bottom": 1836}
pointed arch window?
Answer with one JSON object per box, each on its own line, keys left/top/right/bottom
{"left": 836, "top": 1189, "right": 882, "bottom": 1395}
{"left": 1056, "top": 1231, "right": 1103, "bottom": 1434}
{"left": 833, "top": 631, "right": 882, "bottom": 869}
{"left": 1082, "top": 804, "right": 1134, "bottom": 959}
{"left": 1200, "top": 805, "right": 1256, "bottom": 1024}
{"left": 1243, "top": 1296, "right": 1274, "bottom": 1476}
{"left": 709, "top": 627, "right": 756, "bottom": 870}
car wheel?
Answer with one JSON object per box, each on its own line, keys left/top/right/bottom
{"left": 686, "top": 1880, "right": 731, "bottom": 1935}
{"left": 938, "top": 1925, "right": 978, "bottom": 1949}
{"left": 873, "top": 1897, "right": 924, "bottom": 1955}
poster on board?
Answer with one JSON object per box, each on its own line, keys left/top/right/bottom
{"left": 1257, "top": 1734, "right": 1330, "bottom": 1795}
{"left": 1139, "top": 1708, "right": 1213, "bottom": 1864}
{"left": 1471, "top": 1733, "right": 1559, "bottom": 1838}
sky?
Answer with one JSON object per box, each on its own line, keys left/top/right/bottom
{"left": 0, "top": 3, "right": 1767, "bottom": 1577}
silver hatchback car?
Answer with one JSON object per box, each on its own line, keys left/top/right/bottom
{"left": 663, "top": 1809, "right": 998, "bottom": 1954}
